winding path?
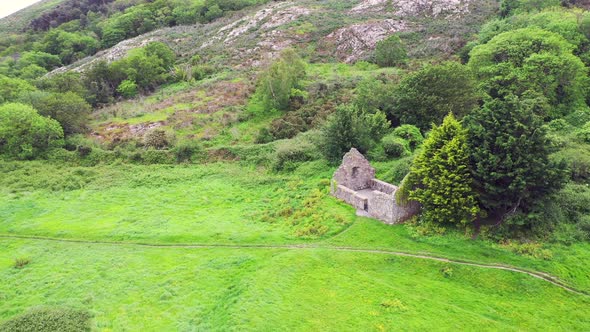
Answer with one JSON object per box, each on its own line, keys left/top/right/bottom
{"left": 1, "top": 234, "right": 588, "bottom": 296}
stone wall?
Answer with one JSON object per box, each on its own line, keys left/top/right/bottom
{"left": 334, "top": 185, "right": 368, "bottom": 211}
{"left": 331, "top": 148, "right": 419, "bottom": 224}
{"left": 370, "top": 179, "right": 397, "bottom": 195}
{"left": 367, "top": 190, "right": 395, "bottom": 223}
{"left": 332, "top": 148, "right": 375, "bottom": 191}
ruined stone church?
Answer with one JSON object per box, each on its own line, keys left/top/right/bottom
{"left": 331, "top": 148, "right": 418, "bottom": 224}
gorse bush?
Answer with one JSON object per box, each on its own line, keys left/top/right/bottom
{"left": 143, "top": 129, "right": 174, "bottom": 150}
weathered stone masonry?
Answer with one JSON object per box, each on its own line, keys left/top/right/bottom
{"left": 330, "top": 148, "right": 419, "bottom": 224}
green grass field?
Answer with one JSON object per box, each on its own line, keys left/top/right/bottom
{"left": 1, "top": 161, "right": 589, "bottom": 330}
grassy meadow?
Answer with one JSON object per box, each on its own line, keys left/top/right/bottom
{"left": 1, "top": 161, "right": 590, "bottom": 330}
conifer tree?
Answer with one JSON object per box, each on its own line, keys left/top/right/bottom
{"left": 465, "top": 94, "right": 566, "bottom": 222}
{"left": 406, "top": 113, "right": 479, "bottom": 224}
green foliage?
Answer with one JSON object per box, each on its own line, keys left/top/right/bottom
{"left": 0, "top": 75, "right": 37, "bottom": 103}
{"left": 117, "top": 79, "right": 139, "bottom": 98}
{"left": 13, "top": 257, "right": 30, "bottom": 269}
{"left": 353, "top": 76, "right": 396, "bottom": 114}
{"left": 554, "top": 147, "right": 590, "bottom": 182}
{"left": 576, "top": 122, "right": 590, "bottom": 143}
{"left": 35, "top": 72, "right": 88, "bottom": 99}
{"left": 40, "top": 29, "right": 99, "bottom": 64}
{"left": 392, "top": 124, "right": 424, "bottom": 150}
{"left": 465, "top": 95, "right": 566, "bottom": 222}
{"left": 0, "top": 307, "right": 92, "bottom": 332}
{"left": 143, "top": 129, "right": 174, "bottom": 150}
{"left": 500, "top": 0, "right": 561, "bottom": 17}
{"left": 374, "top": 35, "right": 408, "bottom": 67}
{"left": 83, "top": 42, "right": 176, "bottom": 106}
{"left": 19, "top": 64, "right": 47, "bottom": 81}
{"left": 469, "top": 27, "right": 587, "bottom": 119}
{"left": 0, "top": 103, "right": 64, "bottom": 160}
{"left": 173, "top": 140, "right": 203, "bottom": 163}
{"left": 381, "top": 134, "right": 410, "bottom": 158}
{"left": 406, "top": 113, "right": 479, "bottom": 225}
{"left": 22, "top": 91, "right": 91, "bottom": 135}
{"left": 17, "top": 51, "right": 62, "bottom": 71}
{"left": 319, "top": 104, "right": 390, "bottom": 163}
{"left": 273, "top": 139, "right": 320, "bottom": 171}
{"left": 258, "top": 49, "right": 306, "bottom": 111}
{"left": 391, "top": 62, "right": 480, "bottom": 131}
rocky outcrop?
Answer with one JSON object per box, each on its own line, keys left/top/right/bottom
{"left": 323, "top": 19, "right": 408, "bottom": 63}
{"left": 351, "top": 0, "right": 472, "bottom": 17}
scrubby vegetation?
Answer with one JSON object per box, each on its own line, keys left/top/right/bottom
{"left": 1, "top": 0, "right": 590, "bottom": 329}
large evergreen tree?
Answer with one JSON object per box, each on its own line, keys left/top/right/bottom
{"left": 465, "top": 94, "right": 566, "bottom": 223}
{"left": 405, "top": 113, "right": 479, "bottom": 225}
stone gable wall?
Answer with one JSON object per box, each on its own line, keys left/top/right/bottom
{"left": 331, "top": 148, "right": 419, "bottom": 224}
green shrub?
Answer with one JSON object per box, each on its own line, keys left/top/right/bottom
{"left": 374, "top": 35, "right": 408, "bottom": 67}
{"left": 392, "top": 125, "right": 424, "bottom": 150}
{"left": 255, "top": 128, "right": 275, "bottom": 144}
{"left": 143, "top": 129, "right": 174, "bottom": 150}
{"left": 142, "top": 149, "right": 175, "bottom": 165}
{"left": 501, "top": 240, "right": 553, "bottom": 260}
{"left": 382, "top": 156, "right": 414, "bottom": 184}
{"left": 46, "top": 148, "right": 78, "bottom": 163}
{"left": 117, "top": 79, "right": 138, "bottom": 98}
{"left": 273, "top": 139, "right": 319, "bottom": 171}
{"left": 565, "top": 108, "right": 590, "bottom": 127}
{"left": 13, "top": 257, "right": 30, "bottom": 269}
{"left": 576, "top": 122, "right": 590, "bottom": 143}
{"left": 0, "top": 103, "right": 64, "bottom": 160}
{"left": 553, "top": 148, "right": 590, "bottom": 182}
{"left": 381, "top": 135, "right": 410, "bottom": 158}
{"left": 173, "top": 140, "right": 202, "bottom": 163}
{"left": 319, "top": 104, "right": 390, "bottom": 163}
{"left": 0, "top": 307, "right": 92, "bottom": 332}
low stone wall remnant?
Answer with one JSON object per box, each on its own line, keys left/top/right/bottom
{"left": 331, "top": 148, "right": 419, "bottom": 224}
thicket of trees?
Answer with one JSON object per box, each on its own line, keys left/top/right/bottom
{"left": 0, "top": 103, "right": 64, "bottom": 159}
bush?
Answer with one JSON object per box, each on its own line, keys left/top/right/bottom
{"left": 381, "top": 135, "right": 410, "bottom": 158}
{"left": 382, "top": 156, "right": 414, "bottom": 184}
{"left": 173, "top": 140, "right": 202, "bottom": 163}
{"left": 0, "top": 307, "right": 92, "bottom": 332}
{"left": 553, "top": 148, "right": 590, "bottom": 182}
{"left": 0, "top": 103, "right": 64, "bottom": 160}
{"left": 392, "top": 62, "right": 479, "bottom": 131}
{"left": 319, "top": 104, "right": 390, "bottom": 163}
{"left": 576, "top": 122, "right": 590, "bottom": 143}
{"left": 374, "top": 35, "right": 408, "bottom": 67}
{"left": 392, "top": 125, "right": 424, "bottom": 150}
{"left": 564, "top": 108, "right": 590, "bottom": 127}
{"left": 13, "top": 257, "right": 30, "bottom": 269}
{"left": 273, "top": 139, "right": 319, "bottom": 171}
{"left": 143, "top": 129, "right": 174, "bottom": 150}
{"left": 142, "top": 149, "right": 175, "bottom": 164}
{"left": 117, "top": 79, "right": 138, "bottom": 98}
